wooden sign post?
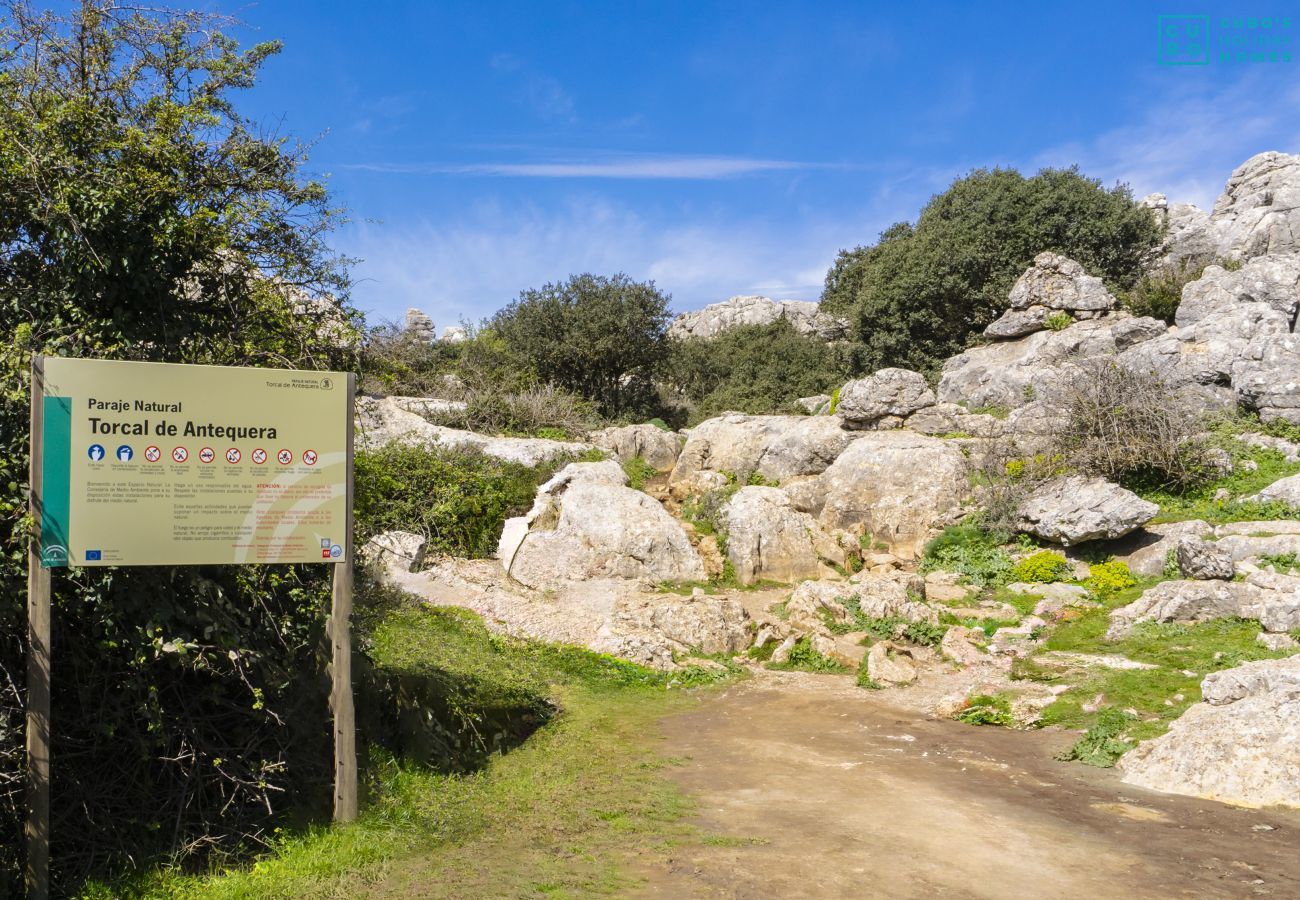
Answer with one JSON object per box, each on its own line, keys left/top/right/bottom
{"left": 25, "top": 358, "right": 357, "bottom": 897}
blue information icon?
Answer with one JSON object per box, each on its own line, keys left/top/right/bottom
{"left": 87, "top": 444, "right": 105, "bottom": 461}
{"left": 116, "top": 444, "right": 133, "bottom": 462}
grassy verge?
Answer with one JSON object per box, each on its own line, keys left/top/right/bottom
{"left": 88, "top": 604, "right": 735, "bottom": 898}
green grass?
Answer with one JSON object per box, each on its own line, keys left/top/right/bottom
{"left": 766, "top": 637, "right": 848, "bottom": 673}
{"left": 92, "top": 604, "right": 737, "bottom": 898}
{"left": 954, "top": 694, "right": 1014, "bottom": 726}
{"left": 1258, "top": 551, "right": 1300, "bottom": 571}
{"left": 621, "top": 456, "right": 658, "bottom": 491}
{"left": 919, "top": 524, "right": 1014, "bottom": 587}
{"left": 1138, "top": 442, "right": 1300, "bottom": 524}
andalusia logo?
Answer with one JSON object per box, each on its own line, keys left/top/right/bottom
{"left": 41, "top": 544, "right": 68, "bottom": 566}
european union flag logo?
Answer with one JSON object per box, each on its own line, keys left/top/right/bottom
{"left": 85, "top": 550, "right": 102, "bottom": 561}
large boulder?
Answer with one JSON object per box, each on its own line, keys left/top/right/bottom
{"left": 589, "top": 423, "right": 683, "bottom": 471}
{"left": 938, "top": 315, "right": 1166, "bottom": 411}
{"left": 1016, "top": 476, "right": 1158, "bottom": 546}
{"left": 500, "top": 461, "right": 705, "bottom": 589}
{"left": 356, "top": 395, "right": 592, "bottom": 467}
{"left": 1119, "top": 655, "right": 1300, "bottom": 809}
{"left": 1175, "top": 536, "right": 1236, "bottom": 581}
{"left": 668, "top": 295, "right": 849, "bottom": 342}
{"left": 785, "top": 575, "right": 935, "bottom": 637}
{"left": 836, "top": 368, "right": 935, "bottom": 427}
{"left": 668, "top": 414, "right": 856, "bottom": 492}
{"left": 1091, "top": 520, "right": 1213, "bottom": 577}
{"left": 982, "top": 253, "right": 1117, "bottom": 339}
{"left": 1252, "top": 473, "right": 1300, "bottom": 509}
{"left": 611, "top": 592, "right": 751, "bottom": 656}
{"left": 1106, "top": 572, "right": 1300, "bottom": 639}
{"left": 903, "top": 403, "right": 1005, "bottom": 438}
{"left": 723, "top": 486, "right": 834, "bottom": 585}
{"left": 1212, "top": 151, "right": 1300, "bottom": 260}
{"left": 817, "top": 431, "right": 968, "bottom": 558}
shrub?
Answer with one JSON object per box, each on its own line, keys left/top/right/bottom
{"left": 428, "top": 382, "right": 600, "bottom": 439}
{"left": 954, "top": 694, "right": 1015, "bottom": 726}
{"left": 921, "top": 525, "right": 1014, "bottom": 587}
{"left": 821, "top": 166, "right": 1161, "bottom": 374}
{"left": 1012, "top": 551, "right": 1071, "bottom": 584}
{"left": 1085, "top": 560, "right": 1138, "bottom": 595}
{"left": 492, "top": 273, "right": 671, "bottom": 418}
{"left": 1056, "top": 707, "right": 1137, "bottom": 767}
{"left": 1050, "top": 358, "right": 1214, "bottom": 491}
{"left": 767, "top": 637, "right": 847, "bottom": 673}
{"left": 622, "top": 456, "right": 658, "bottom": 491}
{"left": 354, "top": 445, "right": 555, "bottom": 558}
{"left": 666, "top": 319, "right": 856, "bottom": 424}
{"left": 1121, "top": 256, "right": 1216, "bottom": 324}
{"left": 1044, "top": 311, "right": 1074, "bottom": 331}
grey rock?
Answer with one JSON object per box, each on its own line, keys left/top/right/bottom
{"left": 1258, "top": 632, "right": 1300, "bottom": 651}
{"left": 1106, "top": 573, "right": 1300, "bottom": 638}
{"left": 1007, "top": 252, "right": 1118, "bottom": 312}
{"left": 440, "top": 325, "right": 468, "bottom": 343}
{"left": 669, "top": 295, "right": 849, "bottom": 342}
{"left": 404, "top": 307, "right": 436, "bottom": 343}
{"left": 589, "top": 423, "right": 684, "bottom": 472}
{"left": 1212, "top": 151, "right": 1300, "bottom": 260}
{"left": 984, "top": 306, "right": 1052, "bottom": 339}
{"left": 903, "top": 403, "right": 1005, "bottom": 438}
{"left": 837, "top": 368, "right": 936, "bottom": 426}
{"left": 796, "top": 394, "right": 832, "bottom": 414}
{"left": 1017, "top": 476, "right": 1158, "bottom": 546}
{"left": 940, "top": 625, "right": 988, "bottom": 666}
{"left": 1251, "top": 473, "right": 1300, "bottom": 509}
{"left": 867, "top": 641, "right": 918, "bottom": 685}
{"left": 818, "top": 431, "right": 969, "bottom": 558}
{"left": 724, "top": 486, "right": 837, "bottom": 585}
{"left": 1086, "top": 520, "right": 1213, "bottom": 577}
{"left": 1175, "top": 536, "right": 1236, "bottom": 580}
{"left": 361, "top": 530, "right": 427, "bottom": 575}
{"left": 770, "top": 635, "right": 798, "bottom": 665}
{"left": 1202, "top": 656, "right": 1300, "bottom": 705}
{"left": 668, "top": 414, "right": 855, "bottom": 492}
{"left": 1240, "top": 432, "right": 1300, "bottom": 462}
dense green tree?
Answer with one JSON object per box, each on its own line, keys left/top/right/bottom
{"left": 667, "top": 319, "right": 857, "bottom": 424}
{"left": 821, "top": 167, "right": 1162, "bottom": 374}
{"left": 491, "top": 273, "right": 671, "bottom": 418}
{"left": 0, "top": 2, "right": 357, "bottom": 889}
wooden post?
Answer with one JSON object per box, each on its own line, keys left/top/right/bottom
{"left": 328, "top": 372, "right": 357, "bottom": 822}
{"left": 26, "top": 356, "right": 51, "bottom": 900}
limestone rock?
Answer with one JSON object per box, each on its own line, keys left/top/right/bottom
{"left": 1006, "top": 252, "right": 1118, "bottom": 312}
{"left": 1093, "top": 520, "right": 1213, "bottom": 577}
{"left": 360, "top": 530, "right": 427, "bottom": 576}
{"left": 903, "top": 403, "right": 1004, "bottom": 438}
{"left": 836, "top": 368, "right": 935, "bottom": 426}
{"left": 669, "top": 295, "right": 850, "bottom": 342}
{"left": 723, "top": 486, "right": 831, "bottom": 585}
{"left": 440, "top": 325, "right": 467, "bottom": 343}
{"left": 589, "top": 423, "right": 683, "bottom": 471}
{"left": 612, "top": 593, "right": 750, "bottom": 656}
{"left": 866, "top": 642, "right": 917, "bottom": 685}
{"left": 940, "top": 626, "right": 988, "bottom": 667}
{"left": 1119, "top": 655, "right": 1300, "bottom": 809}
{"left": 1106, "top": 573, "right": 1300, "bottom": 639}
{"left": 785, "top": 576, "right": 935, "bottom": 638}
{"left": 357, "top": 395, "right": 592, "bottom": 467}
{"left": 668, "top": 414, "right": 855, "bottom": 492}
{"left": 984, "top": 306, "right": 1052, "bottom": 339}
{"left": 500, "top": 462, "right": 705, "bottom": 590}
{"left": 796, "top": 394, "right": 832, "bottom": 414}
{"left": 938, "top": 316, "right": 1166, "bottom": 411}
{"left": 1175, "top": 536, "right": 1236, "bottom": 581}
{"left": 1017, "top": 476, "right": 1157, "bottom": 546}
{"left": 1212, "top": 151, "right": 1300, "bottom": 260}
{"left": 404, "top": 307, "right": 436, "bottom": 343}
{"left": 1252, "top": 473, "right": 1300, "bottom": 509}
{"left": 817, "top": 431, "right": 968, "bottom": 558}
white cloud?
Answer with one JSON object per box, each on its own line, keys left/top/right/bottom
{"left": 1033, "top": 68, "right": 1300, "bottom": 209}
{"left": 346, "top": 154, "right": 817, "bottom": 179}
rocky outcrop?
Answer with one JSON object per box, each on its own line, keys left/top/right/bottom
{"left": 836, "top": 369, "right": 935, "bottom": 428}
{"left": 1093, "top": 520, "right": 1213, "bottom": 577}
{"left": 983, "top": 253, "right": 1117, "bottom": 339}
{"left": 817, "top": 431, "right": 969, "bottom": 558}
{"left": 589, "top": 423, "right": 683, "bottom": 471}
{"left": 866, "top": 642, "right": 918, "bottom": 685}
{"left": 1252, "top": 473, "right": 1300, "bottom": 509}
{"left": 784, "top": 574, "right": 934, "bottom": 637}
{"left": 500, "top": 461, "right": 705, "bottom": 590}
{"left": 668, "top": 414, "right": 856, "bottom": 492}
{"left": 361, "top": 530, "right": 427, "bottom": 576}
{"left": 938, "top": 315, "right": 1166, "bottom": 411}
{"left": 1016, "top": 476, "right": 1158, "bottom": 545}
{"left": 669, "top": 295, "right": 849, "bottom": 342}
{"left": 357, "top": 395, "right": 591, "bottom": 467}
{"left": 1106, "top": 572, "right": 1300, "bottom": 639}
{"left": 903, "top": 403, "right": 1005, "bottom": 438}
{"left": 404, "top": 307, "right": 436, "bottom": 343}
{"left": 723, "top": 486, "right": 834, "bottom": 585}
{"left": 1119, "top": 655, "right": 1300, "bottom": 809}
{"left": 1213, "top": 151, "right": 1300, "bottom": 260}
{"left": 1175, "top": 536, "right": 1236, "bottom": 581}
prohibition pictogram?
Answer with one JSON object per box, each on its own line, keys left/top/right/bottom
{"left": 302, "top": 449, "right": 318, "bottom": 466}
{"left": 171, "top": 446, "right": 189, "bottom": 463}
{"left": 277, "top": 449, "right": 293, "bottom": 465}
{"left": 144, "top": 445, "right": 161, "bottom": 462}
{"left": 225, "top": 447, "right": 241, "bottom": 464}
{"left": 199, "top": 447, "right": 215, "bottom": 464}
{"left": 251, "top": 448, "right": 267, "bottom": 465}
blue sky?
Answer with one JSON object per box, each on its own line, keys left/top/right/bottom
{"left": 215, "top": 1, "right": 1300, "bottom": 328}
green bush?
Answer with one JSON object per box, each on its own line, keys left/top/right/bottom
{"left": 1012, "top": 551, "right": 1071, "bottom": 584}
{"left": 1120, "top": 257, "right": 1230, "bottom": 324}
{"left": 954, "top": 694, "right": 1014, "bottom": 726}
{"left": 1044, "top": 311, "right": 1074, "bottom": 331}
{"left": 354, "top": 445, "right": 555, "bottom": 558}
{"left": 920, "top": 525, "right": 1014, "bottom": 586}
{"left": 1055, "top": 707, "right": 1136, "bottom": 767}
{"left": 767, "top": 637, "right": 847, "bottom": 673}
{"left": 667, "top": 319, "right": 857, "bottom": 424}
{"left": 821, "top": 166, "right": 1161, "bottom": 374}
{"left": 622, "top": 456, "right": 658, "bottom": 491}
{"left": 1085, "top": 560, "right": 1137, "bottom": 595}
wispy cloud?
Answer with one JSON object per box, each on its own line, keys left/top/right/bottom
{"left": 489, "top": 52, "right": 577, "bottom": 123}
{"left": 347, "top": 154, "right": 818, "bottom": 180}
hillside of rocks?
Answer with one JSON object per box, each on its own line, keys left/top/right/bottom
{"left": 359, "top": 150, "right": 1300, "bottom": 813}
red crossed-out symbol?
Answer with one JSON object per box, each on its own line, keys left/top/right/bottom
{"left": 199, "top": 447, "right": 215, "bottom": 464}
{"left": 302, "top": 449, "right": 318, "bottom": 466}
{"left": 225, "top": 447, "right": 241, "bottom": 464}
{"left": 277, "top": 449, "right": 293, "bottom": 465}
{"left": 251, "top": 448, "right": 267, "bottom": 465}
{"left": 144, "top": 445, "right": 161, "bottom": 462}
{"left": 172, "top": 446, "right": 189, "bottom": 463}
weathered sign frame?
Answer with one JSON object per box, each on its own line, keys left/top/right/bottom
{"left": 24, "top": 356, "right": 357, "bottom": 899}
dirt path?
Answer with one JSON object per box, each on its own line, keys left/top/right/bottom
{"left": 636, "top": 669, "right": 1300, "bottom": 899}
